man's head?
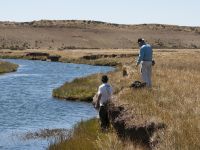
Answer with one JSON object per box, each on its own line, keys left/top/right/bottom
{"left": 137, "top": 38, "right": 145, "bottom": 47}
{"left": 101, "top": 75, "right": 108, "bottom": 83}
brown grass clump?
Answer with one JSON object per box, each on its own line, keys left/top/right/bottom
{"left": 23, "top": 129, "right": 69, "bottom": 140}
{"left": 49, "top": 118, "right": 107, "bottom": 150}
{"left": 0, "top": 60, "right": 18, "bottom": 74}
{"left": 48, "top": 118, "right": 143, "bottom": 150}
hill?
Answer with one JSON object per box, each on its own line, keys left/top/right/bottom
{"left": 0, "top": 20, "right": 200, "bottom": 50}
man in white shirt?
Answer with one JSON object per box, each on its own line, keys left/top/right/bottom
{"left": 95, "top": 75, "right": 112, "bottom": 131}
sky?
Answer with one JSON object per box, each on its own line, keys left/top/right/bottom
{"left": 0, "top": 0, "right": 200, "bottom": 26}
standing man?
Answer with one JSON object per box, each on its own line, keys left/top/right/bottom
{"left": 95, "top": 75, "right": 112, "bottom": 131}
{"left": 136, "top": 38, "right": 153, "bottom": 87}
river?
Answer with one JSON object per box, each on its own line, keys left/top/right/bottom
{"left": 0, "top": 59, "right": 114, "bottom": 150}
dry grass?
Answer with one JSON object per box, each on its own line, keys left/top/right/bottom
{"left": 116, "top": 50, "right": 200, "bottom": 149}
{"left": 51, "top": 49, "right": 200, "bottom": 149}
{"left": 0, "top": 49, "right": 134, "bottom": 66}
{"left": 48, "top": 118, "right": 101, "bottom": 150}
{"left": 0, "top": 60, "right": 18, "bottom": 74}
{"left": 1, "top": 49, "right": 199, "bottom": 149}
{"left": 96, "top": 132, "right": 144, "bottom": 150}
{"left": 1, "top": 21, "right": 200, "bottom": 49}
{"left": 48, "top": 118, "right": 144, "bottom": 150}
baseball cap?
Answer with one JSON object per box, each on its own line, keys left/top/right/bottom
{"left": 137, "top": 38, "right": 145, "bottom": 43}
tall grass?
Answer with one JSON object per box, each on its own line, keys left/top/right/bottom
{"left": 48, "top": 118, "right": 144, "bottom": 150}
{"left": 116, "top": 51, "right": 200, "bottom": 149}
{"left": 51, "top": 50, "right": 200, "bottom": 149}
{"left": 49, "top": 118, "right": 104, "bottom": 150}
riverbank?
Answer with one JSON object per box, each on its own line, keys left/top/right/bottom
{"left": 0, "top": 59, "right": 112, "bottom": 149}
{"left": 1, "top": 49, "right": 200, "bottom": 149}
{"left": 49, "top": 49, "right": 200, "bottom": 150}
{"left": 0, "top": 49, "right": 136, "bottom": 66}
{"left": 49, "top": 118, "right": 144, "bottom": 150}
{"left": 0, "top": 60, "right": 18, "bottom": 74}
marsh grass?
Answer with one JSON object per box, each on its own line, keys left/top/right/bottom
{"left": 61, "top": 57, "right": 123, "bottom": 66}
{"left": 52, "top": 68, "right": 133, "bottom": 102}
{"left": 0, "top": 61, "right": 18, "bottom": 74}
{"left": 48, "top": 118, "right": 144, "bottom": 150}
{"left": 53, "top": 74, "right": 102, "bottom": 101}
{"left": 48, "top": 118, "right": 104, "bottom": 150}
{"left": 3, "top": 49, "right": 198, "bottom": 149}
{"left": 51, "top": 50, "right": 200, "bottom": 149}
{"left": 0, "top": 49, "right": 134, "bottom": 66}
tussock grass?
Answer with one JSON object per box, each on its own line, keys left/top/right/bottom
{"left": 48, "top": 118, "right": 103, "bottom": 150}
{"left": 52, "top": 50, "right": 200, "bottom": 149}
{"left": 0, "top": 61, "right": 18, "bottom": 74}
{"left": 48, "top": 118, "right": 144, "bottom": 150}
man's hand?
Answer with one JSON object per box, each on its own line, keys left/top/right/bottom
{"left": 95, "top": 104, "right": 99, "bottom": 109}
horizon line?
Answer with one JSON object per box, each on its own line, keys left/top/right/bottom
{"left": 0, "top": 19, "right": 199, "bottom": 28}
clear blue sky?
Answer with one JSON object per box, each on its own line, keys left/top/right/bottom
{"left": 1, "top": 0, "right": 199, "bottom": 26}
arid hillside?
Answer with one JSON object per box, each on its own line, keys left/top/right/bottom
{"left": 0, "top": 20, "right": 200, "bottom": 50}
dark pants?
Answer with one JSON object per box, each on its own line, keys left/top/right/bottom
{"left": 99, "top": 105, "right": 110, "bottom": 130}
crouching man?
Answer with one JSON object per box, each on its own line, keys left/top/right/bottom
{"left": 95, "top": 75, "right": 113, "bottom": 131}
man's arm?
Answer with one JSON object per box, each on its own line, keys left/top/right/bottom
{"left": 136, "top": 47, "right": 144, "bottom": 66}
{"left": 95, "top": 93, "right": 102, "bottom": 108}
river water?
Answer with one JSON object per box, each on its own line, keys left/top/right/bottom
{"left": 0, "top": 59, "right": 114, "bottom": 150}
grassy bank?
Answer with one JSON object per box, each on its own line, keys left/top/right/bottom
{"left": 49, "top": 118, "right": 102, "bottom": 150}
{"left": 0, "top": 61, "right": 18, "bottom": 74}
{"left": 1, "top": 49, "right": 200, "bottom": 149}
{"left": 52, "top": 68, "right": 134, "bottom": 102}
{"left": 50, "top": 49, "right": 200, "bottom": 149}
{"left": 53, "top": 74, "right": 102, "bottom": 101}
{"left": 49, "top": 118, "right": 143, "bottom": 150}
{"left": 0, "top": 49, "right": 134, "bottom": 66}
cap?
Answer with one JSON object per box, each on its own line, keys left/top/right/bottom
{"left": 137, "top": 38, "right": 145, "bottom": 43}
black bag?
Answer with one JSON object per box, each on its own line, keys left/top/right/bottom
{"left": 130, "top": 81, "right": 146, "bottom": 89}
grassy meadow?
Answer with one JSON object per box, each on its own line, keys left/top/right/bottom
{"left": 0, "top": 49, "right": 199, "bottom": 149}
{"left": 50, "top": 49, "right": 200, "bottom": 150}
{"left": 113, "top": 50, "right": 200, "bottom": 149}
